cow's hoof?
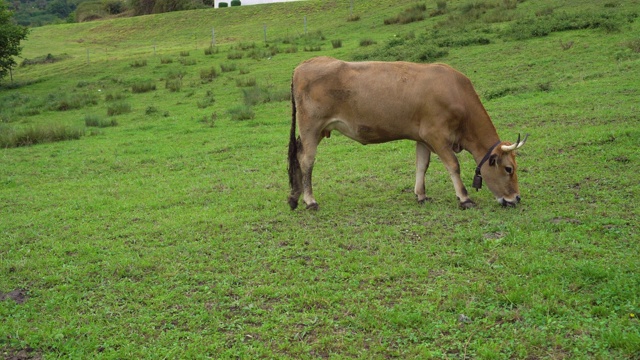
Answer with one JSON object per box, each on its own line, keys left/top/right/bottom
{"left": 288, "top": 196, "right": 299, "bottom": 210}
{"left": 306, "top": 202, "right": 319, "bottom": 211}
{"left": 459, "top": 199, "right": 476, "bottom": 209}
{"left": 417, "top": 197, "right": 432, "bottom": 205}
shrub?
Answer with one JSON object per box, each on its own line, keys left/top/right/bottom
{"left": 220, "top": 63, "right": 237, "bottom": 72}
{"left": 331, "top": 40, "right": 343, "bottom": 49}
{"left": 107, "top": 102, "right": 131, "bottom": 116}
{"left": 230, "top": 0, "right": 240, "bottom": 6}
{"left": 145, "top": 106, "right": 159, "bottom": 115}
{"left": 130, "top": 59, "right": 147, "bottom": 68}
{"left": 160, "top": 57, "right": 174, "bottom": 64}
{"left": 201, "top": 67, "right": 220, "bottom": 82}
{"left": 304, "top": 46, "right": 322, "bottom": 52}
{"left": 228, "top": 105, "right": 254, "bottom": 121}
{"left": 218, "top": 2, "right": 228, "bottom": 7}
{"left": 131, "top": 81, "right": 156, "bottom": 93}
{"left": 180, "top": 51, "right": 190, "bottom": 57}
{"left": 103, "top": 0, "right": 125, "bottom": 14}
{"left": 85, "top": 114, "right": 118, "bottom": 127}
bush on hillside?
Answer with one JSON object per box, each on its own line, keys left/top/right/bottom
{"left": 219, "top": 2, "right": 228, "bottom": 7}
{"left": 230, "top": 0, "right": 240, "bottom": 6}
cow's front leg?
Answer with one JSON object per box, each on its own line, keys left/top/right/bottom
{"left": 437, "top": 148, "right": 475, "bottom": 209}
{"left": 414, "top": 142, "right": 432, "bottom": 204}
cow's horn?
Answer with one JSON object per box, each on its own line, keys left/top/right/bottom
{"left": 501, "top": 133, "right": 528, "bottom": 152}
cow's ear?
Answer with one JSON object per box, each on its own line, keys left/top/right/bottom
{"left": 489, "top": 154, "right": 498, "bottom": 166}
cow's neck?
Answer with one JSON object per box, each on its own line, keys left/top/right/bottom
{"left": 463, "top": 115, "right": 501, "bottom": 166}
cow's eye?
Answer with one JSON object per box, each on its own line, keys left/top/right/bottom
{"left": 505, "top": 167, "right": 513, "bottom": 174}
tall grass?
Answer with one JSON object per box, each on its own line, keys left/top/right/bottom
{"left": 47, "top": 92, "right": 99, "bottom": 111}
{"left": 131, "top": 81, "right": 156, "bottom": 93}
{"left": 85, "top": 115, "right": 118, "bottom": 127}
{"left": 0, "top": 123, "right": 84, "bottom": 148}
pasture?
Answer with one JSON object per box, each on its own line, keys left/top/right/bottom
{"left": 1, "top": 0, "right": 639, "bottom": 358}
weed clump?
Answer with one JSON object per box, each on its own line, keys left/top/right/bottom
{"left": 20, "top": 53, "right": 69, "bottom": 66}
{"left": 359, "top": 38, "right": 377, "bottom": 47}
{"left": 220, "top": 63, "right": 237, "bottom": 72}
{"left": 131, "top": 81, "right": 156, "bottom": 93}
{"left": 204, "top": 46, "right": 219, "bottom": 55}
{"left": 236, "top": 77, "right": 257, "bottom": 87}
{"left": 130, "top": 59, "right": 147, "bottom": 68}
{"left": 228, "top": 105, "right": 254, "bottom": 121}
{"left": 107, "top": 102, "right": 131, "bottom": 116}
{"left": 242, "top": 85, "right": 290, "bottom": 106}
{"left": 85, "top": 115, "right": 118, "bottom": 127}
{"left": 200, "top": 67, "right": 220, "bottom": 82}
{"left": 384, "top": 4, "right": 426, "bottom": 25}
{"left": 0, "top": 124, "right": 83, "bottom": 148}
{"left": 48, "top": 93, "right": 99, "bottom": 111}
{"left": 353, "top": 33, "right": 448, "bottom": 63}
{"left": 504, "top": 11, "right": 632, "bottom": 40}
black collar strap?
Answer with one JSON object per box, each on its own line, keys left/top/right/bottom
{"left": 472, "top": 140, "right": 501, "bottom": 191}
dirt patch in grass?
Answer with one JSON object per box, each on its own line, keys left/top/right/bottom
{"left": 0, "top": 346, "right": 42, "bottom": 360}
{"left": 0, "top": 288, "right": 28, "bottom": 304}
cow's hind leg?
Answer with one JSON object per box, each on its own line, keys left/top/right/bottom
{"left": 299, "top": 136, "right": 320, "bottom": 210}
{"left": 414, "top": 142, "right": 432, "bottom": 204}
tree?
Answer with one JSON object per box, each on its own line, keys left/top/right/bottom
{"left": 1, "top": 0, "right": 29, "bottom": 81}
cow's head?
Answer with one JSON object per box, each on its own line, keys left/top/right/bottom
{"left": 480, "top": 134, "right": 528, "bottom": 207}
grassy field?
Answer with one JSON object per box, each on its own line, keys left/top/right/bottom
{"left": 1, "top": 0, "right": 639, "bottom": 358}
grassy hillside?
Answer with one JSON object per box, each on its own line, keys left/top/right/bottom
{"left": 1, "top": 0, "right": 639, "bottom": 358}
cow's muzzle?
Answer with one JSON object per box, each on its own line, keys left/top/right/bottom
{"left": 500, "top": 195, "right": 521, "bottom": 207}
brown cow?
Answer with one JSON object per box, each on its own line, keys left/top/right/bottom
{"left": 287, "top": 56, "right": 527, "bottom": 210}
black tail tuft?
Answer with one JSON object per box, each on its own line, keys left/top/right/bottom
{"left": 288, "top": 81, "right": 301, "bottom": 191}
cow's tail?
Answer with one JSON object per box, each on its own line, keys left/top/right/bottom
{"left": 288, "top": 81, "right": 301, "bottom": 193}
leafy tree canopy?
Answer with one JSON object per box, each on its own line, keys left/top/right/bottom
{"left": 0, "top": 0, "right": 30, "bottom": 80}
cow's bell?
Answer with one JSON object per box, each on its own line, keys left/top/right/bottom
{"left": 472, "top": 174, "right": 483, "bottom": 191}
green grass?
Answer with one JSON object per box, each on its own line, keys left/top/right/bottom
{"left": 1, "top": 0, "right": 639, "bottom": 358}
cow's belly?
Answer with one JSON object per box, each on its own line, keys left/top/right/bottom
{"left": 325, "top": 118, "right": 411, "bottom": 145}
